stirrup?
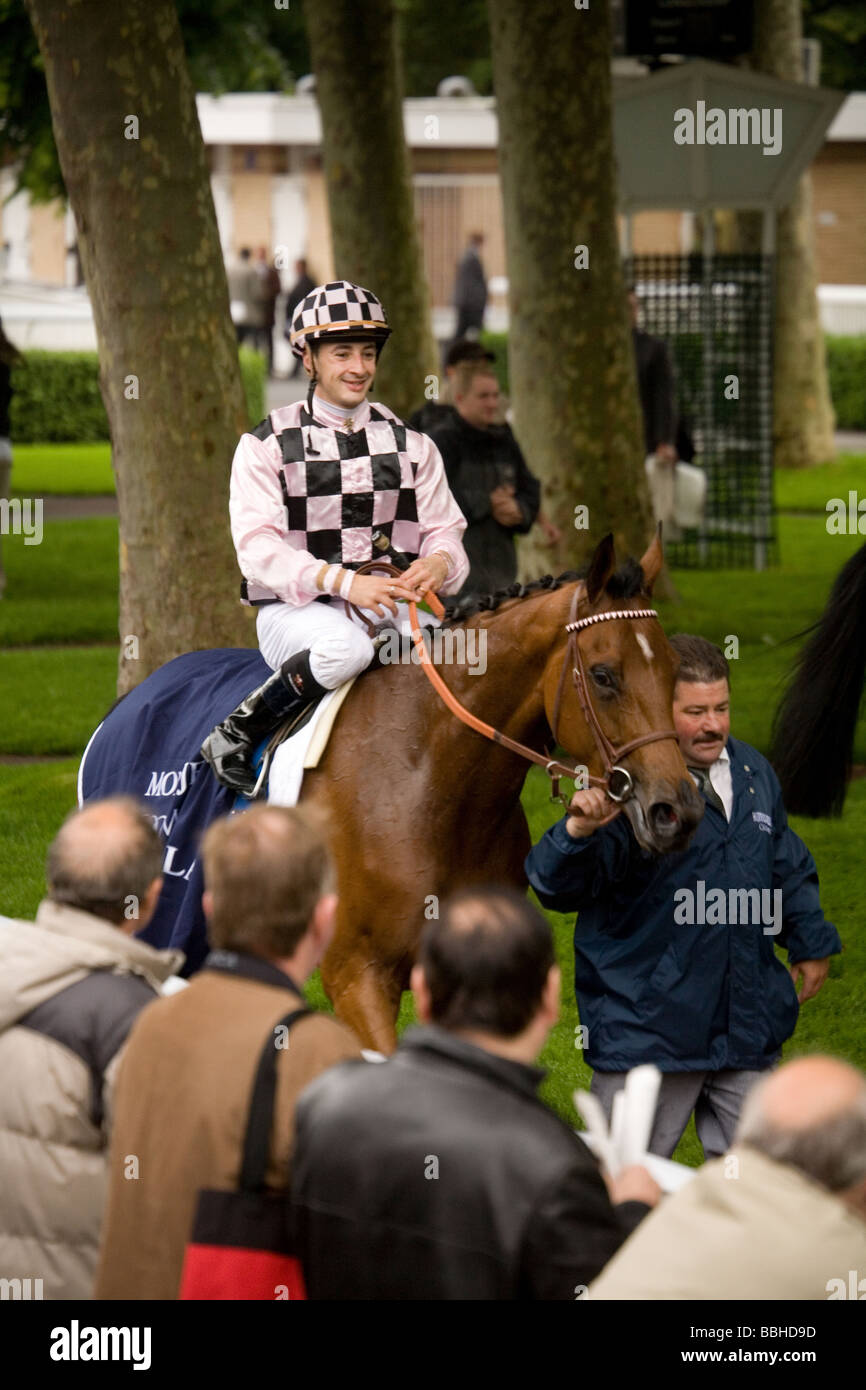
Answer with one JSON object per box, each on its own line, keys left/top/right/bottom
{"left": 250, "top": 747, "right": 273, "bottom": 800}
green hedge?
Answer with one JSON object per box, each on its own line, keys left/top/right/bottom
{"left": 9, "top": 347, "right": 267, "bottom": 442}
{"left": 826, "top": 336, "right": 866, "bottom": 431}
{"left": 238, "top": 346, "right": 267, "bottom": 426}
{"left": 481, "top": 331, "right": 866, "bottom": 432}
{"left": 10, "top": 352, "right": 106, "bottom": 442}
{"left": 479, "top": 330, "right": 510, "bottom": 395}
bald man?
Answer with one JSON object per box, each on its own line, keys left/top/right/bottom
{"left": 0, "top": 797, "right": 183, "bottom": 1299}
{"left": 588, "top": 1056, "right": 866, "bottom": 1300}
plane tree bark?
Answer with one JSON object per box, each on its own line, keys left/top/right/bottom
{"left": 736, "top": 0, "right": 836, "bottom": 468}
{"left": 26, "top": 0, "right": 252, "bottom": 693}
{"left": 487, "top": 0, "right": 653, "bottom": 574}
{"left": 304, "top": 0, "right": 438, "bottom": 422}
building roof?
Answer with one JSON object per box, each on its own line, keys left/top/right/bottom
{"left": 196, "top": 88, "right": 866, "bottom": 151}
{"left": 828, "top": 91, "right": 866, "bottom": 141}
{"left": 196, "top": 93, "right": 498, "bottom": 149}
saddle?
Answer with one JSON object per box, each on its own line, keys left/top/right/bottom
{"left": 249, "top": 556, "right": 439, "bottom": 799}
{"left": 250, "top": 616, "right": 436, "bottom": 801}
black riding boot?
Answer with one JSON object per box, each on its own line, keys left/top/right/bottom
{"left": 200, "top": 649, "right": 327, "bottom": 797}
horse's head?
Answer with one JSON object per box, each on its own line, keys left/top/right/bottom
{"left": 543, "top": 531, "right": 703, "bottom": 854}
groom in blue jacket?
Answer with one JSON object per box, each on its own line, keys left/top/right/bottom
{"left": 525, "top": 634, "right": 841, "bottom": 1160}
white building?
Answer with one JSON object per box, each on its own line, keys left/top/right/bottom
{"left": 2, "top": 89, "right": 865, "bottom": 348}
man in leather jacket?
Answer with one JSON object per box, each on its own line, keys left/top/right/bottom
{"left": 291, "top": 888, "right": 659, "bottom": 1300}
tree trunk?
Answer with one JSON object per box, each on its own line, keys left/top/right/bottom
{"left": 26, "top": 0, "right": 252, "bottom": 694}
{"left": 740, "top": 0, "right": 836, "bottom": 468}
{"left": 487, "top": 0, "right": 652, "bottom": 576}
{"left": 303, "top": 0, "right": 437, "bottom": 422}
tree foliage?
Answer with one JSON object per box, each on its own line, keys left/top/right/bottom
{"left": 303, "top": 0, "right": 437, "bottom": 420}
{"left": 488, "top": 0, "right": 651, "bottom": 570}
{"left": 0, "top": 0, "right": 498, "bottom": 204}
{"left": 0, "top": 0, "right": 308, "bottom": 202}
{"left": 802, "top": 0, "right": 866, "bottom": 90}
{"left": 24, "top": 0, "right": 251, "bottom": 689}
{"left": 394, "top": 0, "right": 492, "bottom": 96}
{"left": 0, "top": 0, "right": 58, "bottom": 201}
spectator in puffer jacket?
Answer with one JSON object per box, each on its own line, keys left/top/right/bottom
{"left": 0, "top": 798, "right": 182, "bottom": 1299}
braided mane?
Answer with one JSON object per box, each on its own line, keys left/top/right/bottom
{"left": 442, "top": 557, "right": 647, "bottom": 626}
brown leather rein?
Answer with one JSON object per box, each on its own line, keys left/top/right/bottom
{"left": 350, "top": 561, "right": 678, "bottom": 810}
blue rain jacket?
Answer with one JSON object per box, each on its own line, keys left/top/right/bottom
{"left": 525, "top": 737, "right": 841, "bottom": 1072}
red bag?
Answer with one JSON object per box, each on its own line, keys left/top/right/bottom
{"left": 179, "top": 1007, "right": 310, "bottom": 1300}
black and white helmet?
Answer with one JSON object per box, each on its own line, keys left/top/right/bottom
{"left": 289, "top": 280, "right": 391, "bottom": 359}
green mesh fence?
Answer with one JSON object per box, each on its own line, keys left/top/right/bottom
{"left": 626, "top": 253, "right": 776, "bottom": 570}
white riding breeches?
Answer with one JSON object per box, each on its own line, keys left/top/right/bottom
{"left": 257, "top": 598, "right": 443, "bottom": 689}
{"left": 256, "top": 599, "right": 387, "bottom": 689}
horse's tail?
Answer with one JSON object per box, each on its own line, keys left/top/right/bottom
{"left": 770, "top": 541, "right": 866, "bottom": 817}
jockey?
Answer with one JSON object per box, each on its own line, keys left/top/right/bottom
{"left": 201, "top": 280, "right": 470, "bottom": 795}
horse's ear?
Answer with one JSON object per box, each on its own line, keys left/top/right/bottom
{"left": 639, "top": 525, "right": 664, "bottom": 596}
{"left": 585, "top": 533, "right": 617, "bottom": 605}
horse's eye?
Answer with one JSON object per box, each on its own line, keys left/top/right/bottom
{"left": 591, "top": 666, "right": 616, "bottom": 692}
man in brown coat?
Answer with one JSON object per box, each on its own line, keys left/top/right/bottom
{"left": 94, "top": 804, "right": 361, "bottom": 1300}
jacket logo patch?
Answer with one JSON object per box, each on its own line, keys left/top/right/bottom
{"left": 752, "top": 811, "right": 772, "bottom": 834}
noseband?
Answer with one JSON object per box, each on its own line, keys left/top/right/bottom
{"left": 550, "top": 588, "right": 679, "bottom": 804}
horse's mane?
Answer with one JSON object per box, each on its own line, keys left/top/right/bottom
{"left": 442, "top": 557, "right": 647, "bottom": 626}
{"left": 770, "top": 541, "right": 866, "bottom": 817}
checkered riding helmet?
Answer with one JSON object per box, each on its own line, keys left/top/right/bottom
{"left": 289, "top": 281, "right": 391, "bottom": 359}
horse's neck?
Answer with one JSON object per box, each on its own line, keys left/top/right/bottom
{"left": 431, "top": 584, "right": 578, "bottom": 766}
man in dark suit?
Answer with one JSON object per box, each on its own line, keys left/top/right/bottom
{"left": 284, "top": 259, "right": 317, "bottom": 377}
{"left": 452, "top": 232, "right": 488, "bottom": 342}
{"left": 629, "top": 286, "right": 680, "bottom": 463}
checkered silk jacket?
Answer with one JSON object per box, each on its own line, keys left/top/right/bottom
{"left": 230, "top": 398, "right": 469, "bottom": 607}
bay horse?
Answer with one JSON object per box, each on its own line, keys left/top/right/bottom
{"left": 81, "top": 531, "right": 702, "bottom": 1052}
{"left": 771, "top": 541, "right": 866, "bottom": 818}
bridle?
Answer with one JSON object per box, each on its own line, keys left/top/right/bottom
{"left": 549, "top": 586, "right": 679, "bottom": 805}
{"left": 351, "top": 561, "right": 678, "bottom": 810}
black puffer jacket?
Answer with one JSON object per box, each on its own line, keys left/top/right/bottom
{"left": 291, "top": 1026, "right": 648, "bottom": 1300}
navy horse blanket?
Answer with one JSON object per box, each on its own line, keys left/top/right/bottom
{"left": 79, "top": 649, "right": 271, "bottom": 974}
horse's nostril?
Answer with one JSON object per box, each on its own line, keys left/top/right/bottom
{"left": 649, "top": 801, "right": 680, "bottom": 830}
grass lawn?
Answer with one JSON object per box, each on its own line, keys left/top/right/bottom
{"left": 4, "top": 511, "right": 866, "bottom": 759}
{"left": 2, "top": 463, "right": 866, "bottom": 1164}
{"left": 773, "top": 452, "right": 866, "bottom": 513}
{"left": 9, "top": 442, "right": 114, "bottom": 496}
{"left": 0, "top": 762, "right": 81, "bottom": 920}
{"left": 8, "top": 440, "right": 866, "bottom": 514}
{"left": 0, "top": 647, "right": 117, "bottom": 756}
{"left": 0, "top": 518, "right": 118, "bottom": 648}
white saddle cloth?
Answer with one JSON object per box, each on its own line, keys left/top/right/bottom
{"left": 266, "top": 677, "right": 357, "bottom": 807}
